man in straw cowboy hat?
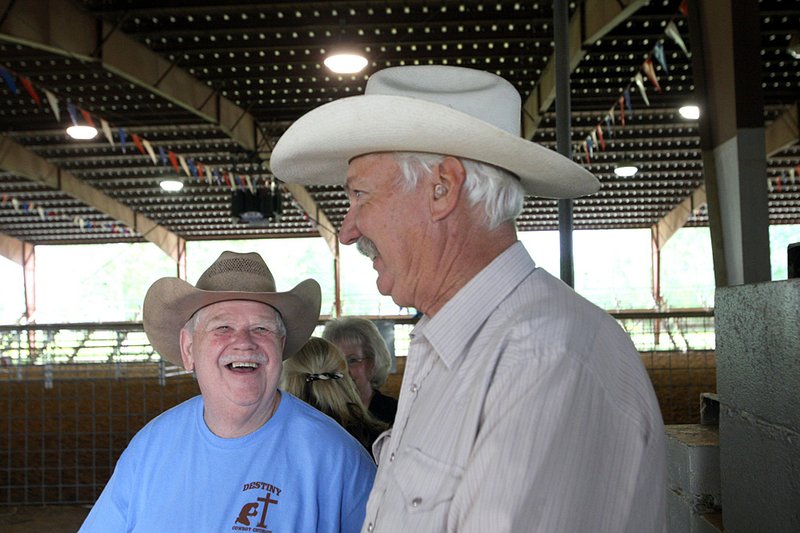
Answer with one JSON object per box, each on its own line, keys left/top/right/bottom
{"left": 80, "top": 251, "right": 376, "bottom": 532}
{"left": 270, "top": 65, "right": 667, "bottom": 532}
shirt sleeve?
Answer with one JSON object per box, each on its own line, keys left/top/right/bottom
{"left": 78, "top": 450, "right": 134, "bottom": 532}
{"left": 339, "top": 447, "right": 378, "bottom": 533}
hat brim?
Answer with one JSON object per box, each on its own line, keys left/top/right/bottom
{"left": 143, "top": 277, "right": 321, "bottom": 367}
{"left": 270, "top": 94, "right": 600, "bottom": 199}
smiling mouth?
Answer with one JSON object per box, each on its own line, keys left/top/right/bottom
{"left": 227, "top": 361, "right": 259, "bottom": 372}
{"left": 221, "top": 354, "right": 266, "bottom": 372}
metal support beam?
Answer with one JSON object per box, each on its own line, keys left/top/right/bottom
{"left": 0, "top": 0, "right": 337, "bottom": 253}
{"left": 554, "top": 0, "right": 574, "bottom": 287}
{"left": 764, "top": 102, "right": 799, "bottom": 158}
{"left": 21, "top": 242, "right": 35, "bottom": 323}
{"left": 650, "top": 103, "right": 798, "bottom": 250}
{"left": 523, "top": 0, "right": 648, "bottom": 139}
{"left": 687, "top": 0, "right": 771, "bottom": 286}
{"left": 526, "top": 0, "right": 645, "bottom": 286}
{"left": 282, "top": 182, "right": 338, "bottom": 255}
{"left": 0, "top": 135, "right": 185, "bottom": 261}
{"left": 334, "top": 240, "right": 342, "bottom": 318}
{"left": 0, "top": 231, "right": 28, "bottom": 265}
{"left": 651, "top": 186, "right": 708, "bottom": 251}
{"left": 177, "top": 239, "right": 187, "bottom": 280}
{"left": 0, "top": 233, "right": 35, "bottom": 322}
{"left": 0, "top": 0, "right": 260, "bottom": 154}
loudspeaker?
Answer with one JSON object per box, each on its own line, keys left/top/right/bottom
{"left": 231, "top": 188, "right": 281, "bottom": 223}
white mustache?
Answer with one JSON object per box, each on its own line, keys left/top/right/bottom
{"left": 357, "top": 237, "right": 379, "bottom": 260}
{"left": 220, "top": 353, "right": 268, "bottom": 366}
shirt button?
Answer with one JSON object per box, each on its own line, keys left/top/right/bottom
{"left": 412, "top": 497, "right": 422, "bottom": 507}
{"left": 367, "top": 523, "right": 374, "bottom": 532}
{"left": 390, "top": 452, "right": 395, "bottom": 462}
{"left": 410, "top": 383, "right": 418, "bottom": 393}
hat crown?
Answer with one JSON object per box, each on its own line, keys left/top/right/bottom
{"left": 196, "top": 251, "right": 277, "bottom": 292}
{"left": 365, "top": 65, "right": 522, "bottom": 136}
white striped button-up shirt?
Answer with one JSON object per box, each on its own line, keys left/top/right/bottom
{"left": 362, "top": 242, "right": 666, "bottom": 533}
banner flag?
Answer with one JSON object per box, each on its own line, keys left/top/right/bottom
{"left": 118, "top": 127, "right": 128, "bottom": 153}
{"left": 19, "top": 76, "right": 42, "bottom": 106}
{"left": 653, "top": 41, "right": 669, "bottom": 72}
{"left": 67, "top": 102, "right": 80, "bottom": 126}
{"left": 666, "top": 21, "right": 689, "bottom": 57}
{"left": 178, "top": 154, "right": 191, "bottom": 177}
{"left": 79, "top": 108, "right": 96, "bottom": 128}
{"left": 596, "top": 124, "right": 606, "bottom": 151}
{"left": 643, "top": 58, "right": 661, "bottom": 91}
{"left": 0, "top": 66, "right": 18, "bottom": 95}
{"left": 130, "top": 133, "right": 146, "bottom": 156}
{"left": 635, "top": 73, "right": 650, "bottom": 106}
{"left": 100, "top": 118, "right": 114, "bottom": 147}
{"left": 44, "top": 90, "right": 60, "bottom": 121}
{"left": 624, "top": 89, "right": 634, "bottom": 115}
{"left": 142, "top": 138, "right": 158, "bottom": 164}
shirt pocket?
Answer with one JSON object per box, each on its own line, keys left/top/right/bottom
{"left": 392, "top": 446, "right": 464, "bottom": 514}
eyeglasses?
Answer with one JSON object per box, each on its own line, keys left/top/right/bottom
{"left": 346, "top": 356, "right": 368, "bottom": 367}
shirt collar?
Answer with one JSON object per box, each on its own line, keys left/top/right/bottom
{"left": 415, "top": 241, "right": 537, "bottom": 369}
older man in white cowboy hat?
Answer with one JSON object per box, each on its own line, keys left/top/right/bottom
{"left": 79, "top": 251, "right": 376, "bottom": 533}
{"left": 271, "top": 66, "right": 667, "bottom": 533}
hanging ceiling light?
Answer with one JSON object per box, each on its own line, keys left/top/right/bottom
{"left": 159, "top": 178, "right": 184, "bottom": 192}
{"left": 66, "top": 125, "right": 98, "bottom": 140}
{"left": 323, "top": 51, "right": 368, "bottom": 74}
{"left": 614, "top": 161, "right": 639, "bottom": 178}
{"left": 679, "top": 105, "right": 700, "bottom": 120}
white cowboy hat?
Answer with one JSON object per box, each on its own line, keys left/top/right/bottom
{"left": 270, "top": 65, "right": 599, "bottom": 199}
{"left": 143, "top": 251, "right": 321, "bottom": 367}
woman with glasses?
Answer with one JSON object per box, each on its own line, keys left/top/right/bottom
{"left": 322, "top": 317, "right": 398, "bottom": 425}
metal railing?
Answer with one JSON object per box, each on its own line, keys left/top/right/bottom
{"left": 0, "top": 309, "right": 715, "bottom": 367}
{"left": 0, "top": 310, "right": 716, "bottom": 506}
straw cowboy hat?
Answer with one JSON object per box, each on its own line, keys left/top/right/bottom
{"left": 270, "top": 65, "right": 599, "bottom": 199}
{"left": 143, "top": 251, "right": 321, "bottom": 367}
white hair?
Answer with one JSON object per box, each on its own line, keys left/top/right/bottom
{"left": 392, "top": 152, "right": 525, "bottom": 230}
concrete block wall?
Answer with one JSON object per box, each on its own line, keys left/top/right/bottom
{"left": 715, "top": 279, "right": 800, "bottom": 532}
{"left": 666, "top": 424, "right": 722, "bottom": 533}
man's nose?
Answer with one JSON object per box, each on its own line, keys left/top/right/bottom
{"left": 338, "top": 208, "right": 361, "bottom": 245}
{"left": 232, "top": 328, "right": 258, "bottom": 347}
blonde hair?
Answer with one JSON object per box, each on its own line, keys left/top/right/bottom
{"left": 282, "top": 337, "right": 387, "bottom": 451}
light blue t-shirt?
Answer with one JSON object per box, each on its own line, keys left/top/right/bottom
{"left": 79, "top": 391, "right": 376, "bottom": 533}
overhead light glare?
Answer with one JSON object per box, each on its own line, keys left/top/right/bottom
{"left": 324, "top": 52, "right": 368, "bottom": 74}
{"left": 614, "top": 162, "right": 639, "bottom": 178}
{"left": 679, "top": 105, "right": 700, "bottom": 120}
{"left": 66, "top": 125, "right": 98, "bottom": 140}
{"left": 160, "top": 179, "right": 184, "bottom": 192}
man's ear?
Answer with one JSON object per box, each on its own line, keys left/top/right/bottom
{"left": 179, "top": 328, "right": 195, "bottom": 371}
{"left": 431, "top": 156, "right": 466, "bottom": 221}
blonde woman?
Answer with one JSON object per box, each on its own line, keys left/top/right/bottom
{"left": 282, "top": 337, "right": 388, "bottom": 457}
